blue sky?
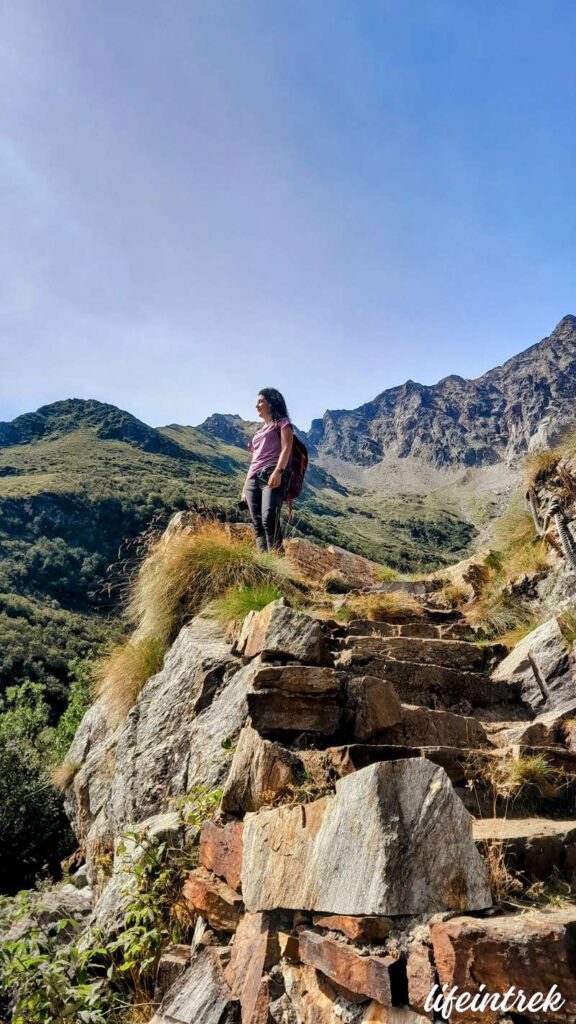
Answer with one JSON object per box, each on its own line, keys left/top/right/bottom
{"left": 1, "top": 1, "right": 575, "bottom": 431}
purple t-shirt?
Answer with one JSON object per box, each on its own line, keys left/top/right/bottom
{"left": 247, "top": 417, "right": 291, "bottom": 478}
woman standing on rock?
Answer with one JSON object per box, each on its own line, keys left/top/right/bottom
{"left": 241, "top": 388, "right": 294, "bottom": 552}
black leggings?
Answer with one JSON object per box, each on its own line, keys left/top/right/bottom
{"left": 245, "top": 466, "right": 288, "bottom": 552}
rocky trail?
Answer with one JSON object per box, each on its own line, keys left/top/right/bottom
{"left": 38, "top": 557, "right": 576, "bottom": 1024}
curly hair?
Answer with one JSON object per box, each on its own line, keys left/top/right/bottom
{"left": 259, "top": 388, "right": 289, "bottom": 422}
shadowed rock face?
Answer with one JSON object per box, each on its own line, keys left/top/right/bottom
{"left": 307, "top": 315, "right": 576, "bottom": 468}
{"left": 241, "top": 759, "right": 492, "bottom": 916}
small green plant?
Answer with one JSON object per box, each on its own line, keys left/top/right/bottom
{"left": 211, "top": 582, "right": 283, "bottom": 622}
{"left": 169, "top": 784, "right": 223, "bottom": 830}
{"left": 0, "top": 893, "right": 122, "bottom": 1024}
{"left": 108, "top": 833, "right": 192, "bottom": 996}
{"left": 376, "top": 564, "right": 400, "bottom": 582}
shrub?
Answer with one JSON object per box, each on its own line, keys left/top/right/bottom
{"left": 0, "top": 893, "right": 121, "bottom": 1024}
{"left": 0, "top": 684, "right": 74, "bottom": 892}
{"left": 212, "top": 582, "right": 283, "bottom": 622}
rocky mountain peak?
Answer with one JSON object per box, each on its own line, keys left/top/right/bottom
{"left": 308, "top": 316, "right": 576, "bottom": 469}
{"left": 196, "top": 413, "right": 258, "bottom": 449}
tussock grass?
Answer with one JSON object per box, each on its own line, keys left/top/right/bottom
{"left": 484, "top": 842, "right": 524, "bottom": 904}
{"left": 505, "top": 754, "right": 555, "bottom": 795}
{"left": 127, "top": 519, "right": 290, "bottom": 648}
{"left": 475, "top": 751, "right": 557, "bottom": 803}
{"left": 493, "top": 617, "right": 541, "bottom": 649}
{"left": 95, "top": 518, "right": 295, "bottom": 723}
{"left": 523, "top": 448, "right": 562, "bottom": 488}
{"left": 436, "top": 581, "right": 470, "bottom": 609}
{"left": 376, "top": 565, "right": 401, "bottom": 583}
{"left": 465, "top": 495, "right": 550, "bottom": 636}
{"left": 212, "top": 582, "right": 284, "bottom": 622}
{"left": 51, "top": 760, "right": 81, "bottom": 791}
{"left": 340, "top": 591, "right": 424, "bottom": 624}
{"left": 559, "top": 606, "right": 576, "bottom": 647}
{"left": 94, "top": 635, "right": 168, "bottom": 727}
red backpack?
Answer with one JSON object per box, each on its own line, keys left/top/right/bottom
{"left": 276, "top": 424, "right": 308, "bottom": 517}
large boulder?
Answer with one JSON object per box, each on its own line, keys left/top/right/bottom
{"left": 491, "top": 618, "right": 575, "bottom": 712}
{"left": 283, "top": 537, "right": 381, "bottom": 588}
{"left": 1, "top": 885, "right": 91, "bottom": 945}
{"left": 64, "top": 617, "right": 246, "bottom": 883}
{"left": 242, "top": 760, "right": 492, "bottom": 916}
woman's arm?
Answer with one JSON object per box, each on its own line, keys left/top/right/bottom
{"left": 268, "top": 424, "right": 294, "bottom": 490}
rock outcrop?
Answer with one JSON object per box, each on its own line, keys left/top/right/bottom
{"left": 47, "top": 554, "right": 576, "bottom": 1022}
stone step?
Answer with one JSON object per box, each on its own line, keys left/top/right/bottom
{"left": 324, "top": 744, "right": 485, "bottom": 786}
{"left": 342, "top": 618, "right": 475, "bottom": 641}
{"left": 337, "top": 653, "right": 516, "bottom": 711}
{"left": 473, "top": 816, "right": 576, "bottom": 881}
{"left": 339, "top": 635, "right": 501, "bottom": 673}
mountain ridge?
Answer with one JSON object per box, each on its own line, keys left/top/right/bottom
{"left": 308, "top": 315, "right": 576, "bottom": 469}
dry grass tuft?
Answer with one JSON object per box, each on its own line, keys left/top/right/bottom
{"left": 342, "top": 590, "right": 424, "bottom": 624}
{"left": 127, "top": 518, "right": 291, "bottom": 648}
{"left": 94, "top": 518, "right": 296, "bottom": 724}
{"left": 436, "top": 581, "right": 470, "bottom": 609}
{"left": 51, "top": 760, "right": 81, "bottom": 791}
{"left": 484, "top": 842, "right": 524, "bottom": 904}
{"left": 475, "top": 751, "right": 557, "bottom": 804}
{"left": 94, "top": 635, "right": 168, "bottom": 727}
{"left": 523, "top": 448, "right": 561, "bottom": 488}
{"left": 505, "top": 753, "right": 556, "bottom": 795}
{"left": 559, "top": 605, "right": 576, "bottom": 647}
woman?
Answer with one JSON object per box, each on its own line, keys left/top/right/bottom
{"left": 241, "top": 388, "right": 294, "bottom": 552}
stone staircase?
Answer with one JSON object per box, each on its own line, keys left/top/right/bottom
{"left": 150, "top": 595, "right": 576, "bottom": 1023}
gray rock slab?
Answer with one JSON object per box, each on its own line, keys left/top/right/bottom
{"left": 109, "top": 618, "right": 241, "bottom": 829}
{"left": 150, "top": 948, "right": 239, "bottom": 1023}
{"left": 237, "top": 600, "right": 332, "bottom": 665}
{"left": 491, "top": 618, "right": 574, "bottom": 712}
{"left": 242, "top": 759, "right": 492, "bottom": 916}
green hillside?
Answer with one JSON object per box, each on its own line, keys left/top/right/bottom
{"left": 0, "top": 399, "right": 476, "bottom": 700}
